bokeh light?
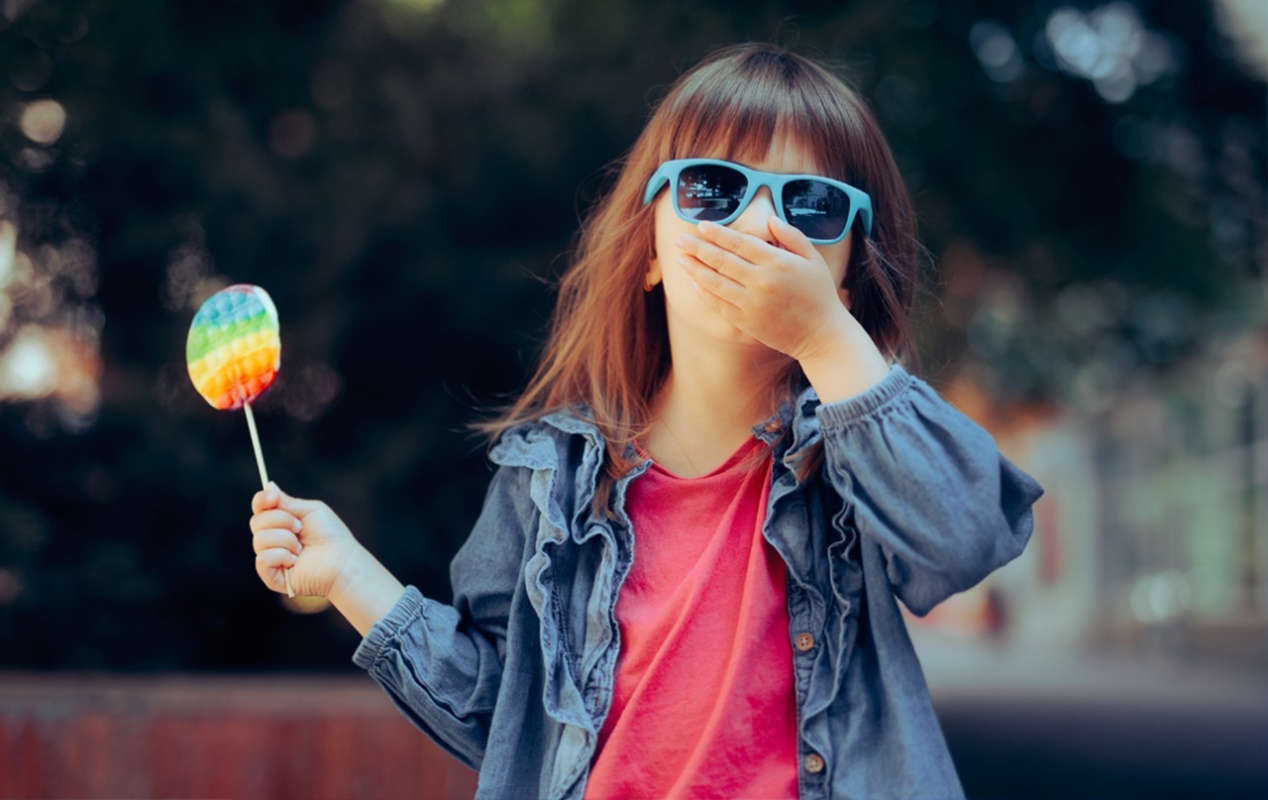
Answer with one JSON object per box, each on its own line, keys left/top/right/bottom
{"left": 18, "top": 97, "right": 66, "bottom": 145}
{"left": 970, "top": 21, "right": 1025, "bottom": 83}
{"left": 1043, "top": 2, "right": 1181, "bottom": 102}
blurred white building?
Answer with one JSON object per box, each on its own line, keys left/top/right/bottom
{"left": 911, "top": 322, "right": 1268, "bottom": 671}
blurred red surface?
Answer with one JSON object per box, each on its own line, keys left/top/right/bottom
{"left": 0, "top": 673, "right": 478, "bottom": 800}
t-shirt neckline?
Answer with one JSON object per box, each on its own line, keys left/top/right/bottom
{"left": 642, "top": 434, "right": 767, "bottom": 481}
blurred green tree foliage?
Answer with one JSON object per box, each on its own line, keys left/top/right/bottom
{"left": 0, "top": 0, "right": 1262, "bottom": 669}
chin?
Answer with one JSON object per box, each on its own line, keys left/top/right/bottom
{"left": 714, "top": 321, "right": 775, "bottom": 353}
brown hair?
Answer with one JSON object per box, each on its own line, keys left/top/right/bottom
{"left": 476, "top": 43, "right": 920, "bottom": 514}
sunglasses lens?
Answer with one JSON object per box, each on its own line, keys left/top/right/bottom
{"left": 783, "top": 180, "right": 851, "bottom": 241}
{"left": 676, "top": 164, "right": 748, "bottom": 222}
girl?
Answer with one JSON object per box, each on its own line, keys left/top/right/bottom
{"left": 249, "top": 43, "right": 1044, "bottom": 800}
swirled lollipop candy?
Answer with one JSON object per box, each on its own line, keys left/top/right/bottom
{"left": 187, "top": 284, "right": 294, "bottom": 596}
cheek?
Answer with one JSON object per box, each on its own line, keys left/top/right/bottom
{"left": 652, "top": 198, "right": 699, "bottom": 270}
{"left": 651, "top": 201, "right": 698, "bottom": 299}
{"left": 816, "top": 235, "right": 853, "bottom": 287}
{"left": 651, "top": 202, "right": 672, "bottom": 260}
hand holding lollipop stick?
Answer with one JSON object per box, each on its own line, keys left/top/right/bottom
{"left": 187, "top": 284, "right": 295, "bottom": 597}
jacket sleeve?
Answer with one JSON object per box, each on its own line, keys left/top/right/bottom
{"left": 816, "top": 364, "right": 1044, "bottom": 616}
{"left": 351, "top": 463, "right": 531, "bottom": 769}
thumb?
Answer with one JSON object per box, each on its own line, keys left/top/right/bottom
{"left": 267, "top": 482, "right": 325, "bottom": 517}
{"left": 769, "top": 217, "right": 818, "bottom": 260}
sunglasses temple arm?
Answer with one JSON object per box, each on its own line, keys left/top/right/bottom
{"left": 643, "top": 174, "right": 671, "bottom": 206}
{"left": 853, "top": 193, "right": 874, "bottom": 237}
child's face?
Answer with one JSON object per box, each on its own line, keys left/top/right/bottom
{"left": 649, "top": 135, "right": 854, "bottom": 352}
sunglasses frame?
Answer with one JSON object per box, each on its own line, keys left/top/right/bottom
{"left": 643, "top": 158, "right": 873, "bottom": 244}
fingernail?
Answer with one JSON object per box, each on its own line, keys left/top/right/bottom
{"left": 677, "top": 255, "right": 694, "bottom": 268}
{"left": 292, "top": 519, "right": 302, "bottom": 533}
{"left": 698, "top": 221, "right": 715, "bottom": 232}
{"left": 676, "top": 234, "right": 693, "bottom": 248}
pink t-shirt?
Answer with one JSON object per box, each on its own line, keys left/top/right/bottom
{"left": 584, "top": 437, "right": 799, "bottom": 799}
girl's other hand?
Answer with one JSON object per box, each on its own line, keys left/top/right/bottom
{"left": 250, "top": 483, "right": 362, "bottom": 598}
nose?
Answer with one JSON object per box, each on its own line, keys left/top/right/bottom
{"left": 730, "top": 186, "right": 779, "bottom": 243}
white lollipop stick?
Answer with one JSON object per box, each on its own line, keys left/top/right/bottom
{"left": 244, "top": 401, "right": 295, "bottom": 598}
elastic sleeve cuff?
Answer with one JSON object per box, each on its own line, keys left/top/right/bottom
{"left": 815, "top": 363, "right": 914, "bottom": 429}
{"left": 351, "top": 585, "right": 427, "bottom": 670}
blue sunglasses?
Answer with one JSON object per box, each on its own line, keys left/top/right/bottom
{"left": 643, "top": 158, "right": 873, "bottom": 244}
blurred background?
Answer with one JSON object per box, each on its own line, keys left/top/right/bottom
{"left": 0, "top": 0, "right": 1264, "bottom": 797}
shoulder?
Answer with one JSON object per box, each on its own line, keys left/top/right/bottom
{"left": 481, "top": 408, "right": 612, "bottom": 548}
{"left": 489, "top": 406, "right": 607, "bottom": 472}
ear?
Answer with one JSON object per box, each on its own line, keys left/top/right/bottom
{"left": 645, "top": 256, "right": 662, "bottom": 291}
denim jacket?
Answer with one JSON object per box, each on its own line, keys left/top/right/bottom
{"left": 353, "top": 365, "right": 1045, "bottom": 800}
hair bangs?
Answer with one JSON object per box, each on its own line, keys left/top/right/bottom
{"left": 659, "top": 51, "right": 863, "bottom": 183}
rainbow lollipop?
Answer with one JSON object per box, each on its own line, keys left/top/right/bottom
{"left": 187, "top": 284, "right": 293, "bottom": 596}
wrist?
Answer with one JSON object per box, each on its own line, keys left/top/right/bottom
{"left": 328, "top": 544, "right": 407, "bottom": 638}
{"left": 797, "top": 310, "right": 889, "bottom": 404}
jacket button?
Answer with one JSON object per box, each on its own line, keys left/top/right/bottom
{"left": 804, "top": 753, "right": 826, "bottom": 774}
{"left": 794, "top": 632, "right": 815, "bottom": 652}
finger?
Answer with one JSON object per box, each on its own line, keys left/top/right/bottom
{"left": 680, "top": 258, "right": 743, "bottom": 320}
{"left": 679, "top": 256, "right": 745, "bottom": 303}
{"left": 252, "top": 528, "right": 302, "bottom": 557}
{"left": 256, "top": 549, "right": 299, "bottom": 593}
{"left": 270, "top": 484, "right": 326, "bottom": 519}
{"left": 250, "top": 509, "right": 303, "bottom": 535}
{"left": 252, "top": 485, "right": 281, "bottom": 514}
{"left": 681, "top": 229, "right": 770, "bottom": 282}
{"left": 676, "top": 235, "right": 753, "bottom": 285}
{"left": 679, "top": 256, "right": 746, "bottom": 309}
{"left": 768, "top": 217, "right": 819, "bottom": 260}
{"left": 696, "top": 220, "right": 777, "bottom": 267}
